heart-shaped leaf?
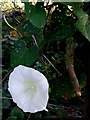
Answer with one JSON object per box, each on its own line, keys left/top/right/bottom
{"left": 25, "top": 3, "right": 46, "bottom": 29}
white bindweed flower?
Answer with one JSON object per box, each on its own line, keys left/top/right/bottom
{"left": 8, "top": 65, "right": 49, "bottom": 113}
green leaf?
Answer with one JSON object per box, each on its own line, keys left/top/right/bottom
{"left": 7, "top": 116, "right": 17, "bottom": 120}
{"left": 17, "top": 20, "right": 39, "bottom": 37}
{"left": 74, "top": 9, "right": 90, "bottom": 41}
{"left": 61, "top": 2, "right": 90, "bottom": 42}
{"left": 86, "top": 20, "right": 90, "bottom": 41}
{"left": 10, "top": 107, "right": 24, "bottom": 120}
{"left": 25, "top": 2, "right": 34, "bottom": 19}
{"left": 17, "top": 20, "right": 43, "bottom": 47}
{"left": 11, "top": 40, "right": 39, "bottom": 68}
{"left": 26, "top": 3, "right": 46, "bottom": 28}
{"left": 2, "top": 99, "right": 11, "bottom": 109}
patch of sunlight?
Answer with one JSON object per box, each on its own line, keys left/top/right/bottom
{"left": 1, "top": 0, "right": 24, "bottom": 12}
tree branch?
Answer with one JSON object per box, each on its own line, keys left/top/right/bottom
{"left": 65, "top": 37, "right": 81, "bottom": 97}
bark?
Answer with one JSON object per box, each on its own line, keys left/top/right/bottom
{"left": 65, "top": 37, "right": 81, "bottom": 97}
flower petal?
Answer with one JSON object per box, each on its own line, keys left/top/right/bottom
{"left": 8, "top": 65, "right": 49, "bottom": 113}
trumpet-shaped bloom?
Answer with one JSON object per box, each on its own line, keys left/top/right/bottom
{"left": 8, "top": 65, "right": 49, "bottom": 113}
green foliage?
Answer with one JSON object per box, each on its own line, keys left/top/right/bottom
{"left": 25, "top": 2, "right": 46, "bottom": 29}
{"left": 24, "top": 2, "right": 33, "bottom": 19}
{"left": 2, "top": 1, "right": 89, "bottom": 119}
{"left": 10, "top": 107, "right": 24, "bottom": 120}
{"left": 2, "top": 99, "right": 11, "bottom": 109}
{"left": 74, "top": 9, "right": 89, "bottom": 41}
{"left": 87, "top": 20, "right": 90, "bottom": 40}
{"left": 2, "top": 82, "right": 11, "bottom": 109}
{"left": 62, "top": 2, "right": 90, "bottom": 41}
{"left": 11, "top": 40, "right": 39, "bottom": 67}
{"left": 17, "top": 20, "right": 43, "bottom": 47}
{"left": 7, "top": 116, "right": 17, "bottom": 120}
{"left": 44, "top": 3, "right": 76, "bottom": 43}
{"left": 11, "top": 18, "right": 44, "bottom": 68}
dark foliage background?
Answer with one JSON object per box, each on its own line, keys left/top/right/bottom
{"left": 2, "top": 1, "right": 90, "bottom": 120}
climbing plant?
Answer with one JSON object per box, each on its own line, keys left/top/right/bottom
{"left": 2, "top": 1, "right": 90, "bottom": 119}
